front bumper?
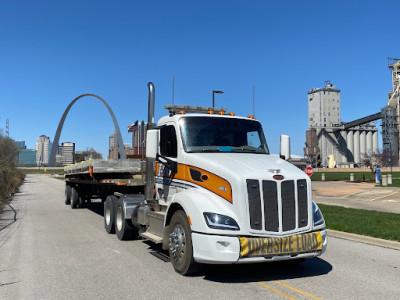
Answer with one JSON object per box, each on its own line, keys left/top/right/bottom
{"left": 192, "top": 229, "right": 327, "bottom": 264}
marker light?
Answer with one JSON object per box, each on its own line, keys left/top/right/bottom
{"left": 218, "top": 111, "right": 225, "bottom": 115}
{"left": 247, "top": 115, "right": 255, "bottom": 119}
{"left": 208, "top": 110, "right": 215, "bottom": 114}
{"left": 178, "top": 110, "right": 186, "bottom": 114}
{"left": 228, "top": 112, "right": 235, "bottom": 116}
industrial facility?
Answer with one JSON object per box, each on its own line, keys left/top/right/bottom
{"left": 304, "top": 58, "right": 400, "bottom": 168}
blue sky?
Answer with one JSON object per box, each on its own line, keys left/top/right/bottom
{"left": 1, "top": 0, "right": 399, "bottom": 158}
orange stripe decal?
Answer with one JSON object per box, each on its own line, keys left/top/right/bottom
{"left": 174, "top": 164, "right": 233, "bottom": 203}
{"left": 155, "top": 162, "right": 232, "bottom": 203}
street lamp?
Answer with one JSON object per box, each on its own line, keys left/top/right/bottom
{"left": 212, "top": 90, "right": 224, "bottom": 107}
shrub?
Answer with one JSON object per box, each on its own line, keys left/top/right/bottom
{"left": 0, "top": 135, "right": 25, "bottom": 213}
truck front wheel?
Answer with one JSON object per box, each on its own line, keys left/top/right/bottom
{"left": 115, "top": 198, "right": 138, "bottom": 240}
{"left": 168, "top": 210, "right": 202, "bottom": 276}
{"left": 104, "top": 195, "right": 117, "bottom": 234}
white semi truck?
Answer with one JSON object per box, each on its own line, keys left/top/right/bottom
{"left": 64, "top": 82, "right": 327, "bottom": 275}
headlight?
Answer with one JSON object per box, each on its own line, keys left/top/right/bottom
{"left": 204, "top": 212, "right": 240, "bottom": 230}
{"left": 313, "top": 202, "right": 325, "bottom": 226}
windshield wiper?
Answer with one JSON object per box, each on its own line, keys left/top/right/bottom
{"left": 201, "top": 149, "right": 222, "bottom": 152}
{"left": 231, "top": 147, "right": 257, "bottom": 152}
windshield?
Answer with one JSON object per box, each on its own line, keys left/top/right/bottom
{"left": 179, "top": 116, "right": 269, "bottom": 154}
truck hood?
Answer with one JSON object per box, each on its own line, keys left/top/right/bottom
{"left": 184, "top": 153, "right": 308, "bottom": 183}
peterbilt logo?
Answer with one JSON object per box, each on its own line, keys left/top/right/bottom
{"left": 268, "top": 169, "right": 281, "bottom": 174}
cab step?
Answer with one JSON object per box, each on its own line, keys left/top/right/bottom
{"left": 139, "top": 211, "right": 166, "bottom": 244}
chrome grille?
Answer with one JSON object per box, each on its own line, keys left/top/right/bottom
{"left": 246, "top": 179, "right": 309, "bottom": 233}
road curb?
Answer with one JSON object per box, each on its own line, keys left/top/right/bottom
{"left": 327, "top": 229, "right": 400, "bottom": 251}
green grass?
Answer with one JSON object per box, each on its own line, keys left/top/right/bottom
{"left": 311, "top": 171, "right": 400, "bottom": 186}
{"left": 19, "top": 168, "right": 64, "bottom": 175}
{"left": 319, "top": 204, "right": 400, "bottom": 242}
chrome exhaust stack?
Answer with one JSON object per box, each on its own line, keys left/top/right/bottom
{"left": 145, "top": 82, "right": 156, "bottom": 204}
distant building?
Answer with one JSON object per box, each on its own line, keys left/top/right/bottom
{"left": 108, "top": 131, "right": 119, "bottom": 159}
{"left": 56, "top": 154, "right": 64, "bottom": 166}
{"left": 128, "top": 121, "right": 147, "bottom": 156}
{"left": 35, "top": 135, "right": 51, "bottom": 166}
{"left": 305, "top": 82, "right": 378, "bottom": 168}
{"left": 308, "top": 81, "right": 341, "bottom": 128}
{"left": 18, "top": 149, "right": 37, "bottom": 166}
{"left": 14, "top": 140, "right": 36, "bottom": 166}
{"left": 61, "top": 142, "right": 75, "bottom": 165}
{"left": 14, "top": 140, "right": 26, "bottom": 149}
{"left": 109, "top": 131, "right": 118, "bottom": 148}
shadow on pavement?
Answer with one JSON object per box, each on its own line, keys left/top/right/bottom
{"left": 83, "top": 201, "right": 333, "bottom": 282}
{"left": 86, "top": 201, "right": 104, "bottom": 217}
{"left": 202, "top": 257, "right": 332, "bottom": 282}
{"left": 144, "top": 240, "right": 332, "bottom": 281}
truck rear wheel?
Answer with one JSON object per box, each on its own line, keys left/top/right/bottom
{"left": 115, "top": 198, "right": 138, "bottom": 240}
{"left": 168, "top": 210, "right": 202, "bottom": 276}
{"left": 71, "top": 187, "right": 79, "bottom": 209}
{"left": 65, "top": 185, "right": 71, "bottom": 205}
{"left": 104, "top": 195, "right": 117, "bottom": 234}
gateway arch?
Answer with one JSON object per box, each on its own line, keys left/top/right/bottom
{"left": 48, "top": 94, "right": 126, "bottom": 167}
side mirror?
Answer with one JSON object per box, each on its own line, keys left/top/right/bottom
{"left": 146, "top": 129, "right": 159, "bottom": 159}
{"left": 280, "top": 135, "right": 290, "bottom": 161}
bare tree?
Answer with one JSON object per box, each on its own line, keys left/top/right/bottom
{"left": 362, "top": 152, "right": 384, "bottom": 174}
{"left": 74, "top": 148, "right": 103, "bottom": 163}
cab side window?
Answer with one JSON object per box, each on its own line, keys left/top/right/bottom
{"left": 160, "top": 125, "right": 177, "bottom": 158}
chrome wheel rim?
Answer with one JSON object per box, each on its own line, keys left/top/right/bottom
{"left": 169, "top": 224, "right": 186, "bottom": 263}
{"left": 105, "top": 204, "right": 111, "bottom": 225}
{"left": 116, "top": 207, "right": 123, "bottom": 231}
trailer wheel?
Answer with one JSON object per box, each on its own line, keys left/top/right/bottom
{"left": 65, "top": 184, "right": 71, "bottom": 205}
{"left": 79, "top": 196, "right": 86, "bottom": 208}
{"left": 115, "top": 198, "right": 138, "bottom": 240}
{"left": 71, "top": 187, "right": 79, "bottom": 209}
{"left": 104, "top": 195, "right": 117, "bottom": 234}
{"left": 168, "top": 210, "right": 202, "bottom": 276}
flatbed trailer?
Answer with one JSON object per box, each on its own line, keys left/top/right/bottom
{"left": 64, "top": 159, "right": 145, "bottom": 208}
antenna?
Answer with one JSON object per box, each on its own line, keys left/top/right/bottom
{"left": 172, "top": 75, "right": 175, "bottom": 105}
{"left": 253, "top": 85, "right": 255, "bottom": 118}
{"left": 6, "top": 119, "right": 9, "bottom": 137}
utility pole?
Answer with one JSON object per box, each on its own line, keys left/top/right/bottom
{"left": 6, "top": 119, "right": 9, "bottom": 137}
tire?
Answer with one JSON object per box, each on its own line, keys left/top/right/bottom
{"left": 115, "top": 198, "right": 138, "bottom": 240}
{"left": 168, "top": 210, "right": 202, "bottom": 276}
{"left": 79, "top": 195, "right": 86, "bottom": 208}
{"left": 65, "top": 184, "right": 71, "bottom": 205}
{"left": 104, "top": 195, "right": 117, "bottom": 234}
{"left": 71, "top": 187, "right": 79, "bottom": 209}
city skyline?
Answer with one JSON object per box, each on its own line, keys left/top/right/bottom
{"left": 1, "top": 1, "right": 399, "bottom": 157}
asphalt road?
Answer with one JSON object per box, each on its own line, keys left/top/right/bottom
{"left": 0, "top": 175, "right": 399, "bottom": 299}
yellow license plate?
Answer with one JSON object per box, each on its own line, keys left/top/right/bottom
{"left": 239, "top": 231, "right": 323, "bottom": 258}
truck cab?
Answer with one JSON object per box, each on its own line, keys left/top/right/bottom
{"left": 144, "top": 104, "right": 327, "bottom": 275}
{"left": 64, "top": 83, "right": 327, "bottom": 276}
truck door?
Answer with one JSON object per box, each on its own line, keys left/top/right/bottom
{"left": 157, "top": 124, "right": 178, "bottom": 203}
